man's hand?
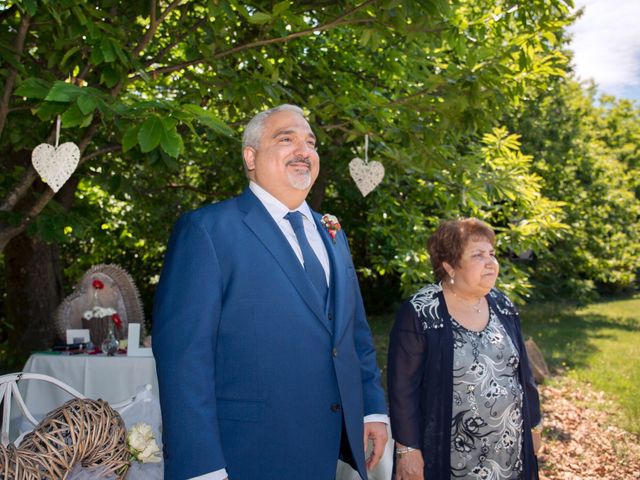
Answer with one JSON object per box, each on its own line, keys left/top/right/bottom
{"left": 363, "top": 421, "right": 388, "bottom": 471}
{"left": 395, "top": 449, "right": 424, "bottom": 480}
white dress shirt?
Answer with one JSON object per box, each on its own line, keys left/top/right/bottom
{"left": 189, "top": 183, "right": 388, "bottom": 480}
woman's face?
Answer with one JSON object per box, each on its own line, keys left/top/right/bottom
{"left": 446, "top": 237, "right": 499, "bottom": 295}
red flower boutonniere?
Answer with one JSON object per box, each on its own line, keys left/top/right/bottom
{"left": 321, "top": 214, "right": 341, "bottom": 244}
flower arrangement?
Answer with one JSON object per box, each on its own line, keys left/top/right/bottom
{"left": 126, "top": 422, "right": 162, "bottom": 464}
{"left": 321, "top": 213, "right": 341, "bottom": 243}
{"left": 83, "top": 278, "right": 123, "bottom": 328}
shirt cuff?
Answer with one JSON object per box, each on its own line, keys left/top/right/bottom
{"left": 188, "top": 468, "right": 228, "bottom": 480}
{"left": 364, "top": 414, "right": 389, "bottom": 424}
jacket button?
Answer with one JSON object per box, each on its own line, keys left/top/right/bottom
{"left": 331, "top": 403, "right": 341, "bottom": 412}
{"left": 332, "top": 348, "right": 338, "bottom": 357}
{"left": 328, "top": 313, "right": 334, "bottom": 321}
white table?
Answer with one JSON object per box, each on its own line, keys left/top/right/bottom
{"left": 20, "top": 353, "right": 159, "bottom": 418}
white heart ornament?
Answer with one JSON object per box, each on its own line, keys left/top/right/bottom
{"left": 32, "top": 142, "right": 80, "bottom": 193}
{"left": 349, "top": 157, "right": 385, "bottom": 197}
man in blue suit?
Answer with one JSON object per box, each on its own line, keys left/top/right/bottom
{"left": 153, "top": 104, "right": 388, "bottom": 480}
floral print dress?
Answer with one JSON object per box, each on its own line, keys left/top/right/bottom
{"left": 450, "top": 308, "right": 524, "bottom": 480}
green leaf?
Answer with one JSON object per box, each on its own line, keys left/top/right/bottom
{"left": 160, "top": 128, "right": 183, "bottom": 158}
{"left": 91, "top": 46, "right": 104, "bottom": 65}
{"left": 272, "top": 1, "right": 292, "bottom": 16}
{"left": 45, "top": 81, "right": 84, "bottom": 103}
{"left": 100, "top": 66, "right": 120, "bottom": 88}
{"left": 71, "top": 5, "right": 87, "bottom": 25}
{"left": 122, "top": 125, "right": 140, "bottom": 153}
{"left": 0, "top": 45, "right": 25, "bottom": 71}
{"left": 182, "top": 104, "right": 235, "bottom": 137}
{"left": 35, "top": 102, "right": 66, "bottom": 121}
{"left": 101, "top": 37, "right": 116, "bottom": 63}
{"left": 77, "top": 95, "right": 98, "bottom": 115}
{"left": 61, "top": 104, "right": 92, "bottom": 128}
{"left": 138, "top": 117, "right": 164, "bottom": 153}
{"left": 160, "top": 150, "right": 180, "bottom": 171}
{"left": 14, "top": 78, "right": 51, "bottom": 99}
{"left": 248, "top": 12, "right": 272, "bottom": 24}
{"left": 23, "top": 0, "right": 37, "bottom": 16}
{"left": 60, "top": 46, "right": 81, "bottom": 69}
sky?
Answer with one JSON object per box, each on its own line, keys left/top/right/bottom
{"left": 568, "top": 0, "right": 640, "bottom": 103}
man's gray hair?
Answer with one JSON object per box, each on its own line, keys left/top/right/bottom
{"left": 242, "top": 104, "right": 306, "bottom": 150}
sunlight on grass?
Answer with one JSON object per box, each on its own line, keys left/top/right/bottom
{"left": 520, "top": 296, "right": 640, "bottom": 435}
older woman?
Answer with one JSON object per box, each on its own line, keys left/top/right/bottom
{"left": 388, "top": 218, "right": 541, "bottom": 480}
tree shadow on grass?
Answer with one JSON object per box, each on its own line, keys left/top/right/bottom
{"left": 520, "top": 302, "right": 639, "bottom": 373}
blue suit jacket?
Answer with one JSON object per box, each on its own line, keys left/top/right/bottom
{"left": 153, "top": 188, "right": 387, "bottom": 480}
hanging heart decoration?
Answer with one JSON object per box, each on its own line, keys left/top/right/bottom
{"left": 349, "top": 134, "right": 384, "bottom": 197}
{"left": 32, "top": 143, "right": 80, "bottom": 192}
{"left": 349, "top": 157, "right": 385, "bottom": 197}
{"left": 31, "top": 116, "right": 80, "bottom": 193}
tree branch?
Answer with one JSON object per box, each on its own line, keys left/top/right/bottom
{"left": 0, "top": 168, "right": 38, "bottom": 212}
{"left": 81, "top": 144, "right": 122, "bottom": 163}
{"left": 0, "top": 4, "right": 17, "bottom": 23}
{"left": 145, "top": 16, "right": 208, "bottom": 67}
{"left": 133, "top": 0, "right": 378, "bottom": 80}
{"left": 132, "top": 0, "right": 182, "bottom": 57}
{"left": 0, "top": 12, "right": 31, "bottom": 140}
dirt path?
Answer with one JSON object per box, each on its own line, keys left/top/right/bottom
{"left": 538, "top": 377, "right": 640, "bottom": 480}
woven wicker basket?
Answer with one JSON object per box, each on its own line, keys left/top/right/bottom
{"left": 0, "top": 398, "right": 130, "bottom": 479}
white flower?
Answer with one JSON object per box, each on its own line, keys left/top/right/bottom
{"left": 137, "top": 439, "right": 162, "bottom": 463}
{"left": 126, "top": 422, "right": 161, "bottom": 464}
{"left": 82, "top": 306, "right": 117, "bottom": 320}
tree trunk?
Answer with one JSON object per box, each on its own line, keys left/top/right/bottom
{"left": 4, "top": 177, "right": 79, "bottom": 360}
{"left": 5, "top": 234, "right": 64, "bottom": 358}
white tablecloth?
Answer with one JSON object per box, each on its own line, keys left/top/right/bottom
{"left": 20, "top": 353, "right": 159, "bottom": 415}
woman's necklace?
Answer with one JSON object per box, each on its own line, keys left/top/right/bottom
{"left": 448, "top": 285, "right": 482, "bottom": 314}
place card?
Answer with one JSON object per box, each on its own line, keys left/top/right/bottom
{"left": 66, "top": 329, "right": 90, "bottom": 345}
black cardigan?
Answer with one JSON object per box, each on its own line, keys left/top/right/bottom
{"left": 388, "top": 285, "right": 541, "bottom": 479}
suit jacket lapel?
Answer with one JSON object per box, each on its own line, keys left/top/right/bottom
{"left": 238, "top": 189, "right": 331, "bottom": 332}
{"left": 314, "top": 212, "right": 348, "bottom": 340}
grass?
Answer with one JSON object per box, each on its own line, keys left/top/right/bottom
{"left": 520, "top": 295, "right": 640, "bottom": 435}
{"left": 368, "top": 294, "right": 640, "bottom": 435}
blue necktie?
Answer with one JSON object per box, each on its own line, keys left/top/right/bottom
{"left": 286, "top": 211, "right": 328, "bottom": 302}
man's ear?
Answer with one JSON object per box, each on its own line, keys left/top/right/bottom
{"left": 243, "top": 147, "right": 256, "bottom": 171}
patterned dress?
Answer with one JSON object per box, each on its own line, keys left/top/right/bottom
{"left": 389, "top": 283, "right": 541, "bottom": 480}
{"left": 450, "top": 310, "right": 524, "bottom": 479}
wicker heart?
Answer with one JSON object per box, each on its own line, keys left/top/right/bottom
{"left": 349, "top": 157, "right": 385, "bottom": 197}
{"left": 32, "top": 142, "right": 80, "bottom": 193}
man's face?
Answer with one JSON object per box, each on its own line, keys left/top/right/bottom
{"left": 244, "top": 110, "right": 320, "bottom": 200}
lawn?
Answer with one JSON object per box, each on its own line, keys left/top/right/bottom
{"left": 368, "top": 294, "right": 640, "bottom": 435}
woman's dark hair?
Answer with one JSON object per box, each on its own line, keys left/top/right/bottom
{"left": 427, "top": 218, "right": 496, "bottom": 282}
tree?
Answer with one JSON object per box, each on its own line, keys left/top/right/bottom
{"left": 509, "top": 79, "right": 640, "bottom": 300}
{"left": 0, "top": 0, "right": 574, "bottom": 359}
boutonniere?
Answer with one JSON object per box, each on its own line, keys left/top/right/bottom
{"left": 321, "top": 213, "right": 341, "bottom": 243}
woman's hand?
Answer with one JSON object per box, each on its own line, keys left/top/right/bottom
{"left": 532, "top": 429, "right": 542, "bottom": 455}
{"left": 395, "top": 449, "right": 425, "bottom": 480}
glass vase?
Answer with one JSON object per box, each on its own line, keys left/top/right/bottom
{"left": 101, "top": 321, "right": 120, "bottom": 356}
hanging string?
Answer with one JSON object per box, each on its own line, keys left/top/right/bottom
{"left": 55, "top": 115, "right": 61, "bottom": 148}
{"left": 364, "top": 134, "right": 369, "bottom": 163}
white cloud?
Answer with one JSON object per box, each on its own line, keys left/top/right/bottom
{"left": 569, "top": 0, "right": 640, "bottom": 89}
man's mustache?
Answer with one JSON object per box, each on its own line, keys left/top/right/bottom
{"left": 286, "top": 157, "right": 311, "bottom": 168}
